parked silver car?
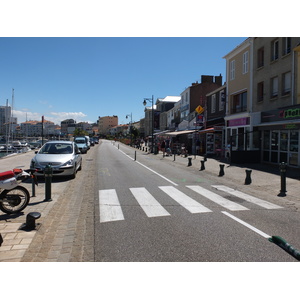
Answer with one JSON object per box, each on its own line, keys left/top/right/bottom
{"left": 30, "top": 141, "right": 82, "bottom": 178}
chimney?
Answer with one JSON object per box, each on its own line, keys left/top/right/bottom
{"left": 214, "top": 74, "right": 223, "bottom": 86}
{"left": 201, "top": 75, "right": 213, "bottom": 83}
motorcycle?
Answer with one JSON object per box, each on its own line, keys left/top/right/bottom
{"left": 0, "top": 168, "right": 37, "bottom": 214}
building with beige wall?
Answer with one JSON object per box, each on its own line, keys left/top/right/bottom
{"left": 98, "top": 115, "right": 118, "bottom": 135}
{"left": 252, "top": 37, "right": 300, "bottom": 167}
{"left": 223, "top": 37, "right": 259, "bottom": 157}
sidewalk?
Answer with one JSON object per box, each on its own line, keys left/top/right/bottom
{"left": 0, "top": 151, "right": 62, "bottom": 261}
{"left": 135, "top": 145, "right": 300, "bottom": 208}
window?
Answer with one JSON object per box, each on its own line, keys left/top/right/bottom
{"left": 243, "top": 51, "right": 249, "bottom": 74}
{"left": 257, "top": 81, "right": 264, "bottom": 102}
{"left": 211, "top": 94, "right": 216, "bottom": 113}
{"left": 219, "top": 91, "right": 225, "bottom": 111}
{"left": 257, "top": 47, "right": 264, "bottom": 68}
{"left": 230, "top": 60, "right": 235, "bottom": 80}
{"left": 232, "top": 91, "right": 247, "bottom": 113}
{"left": 271, "top": 76, "right": 278, "bottom": 98}
{"left": 282, "top": 72, "right": 291, "bottom": 95}
{"left": 271, "top": 39, "right": 279, "bottom": 61}
{"left": 282, "top": 37, "right": 291, "bottom": 56}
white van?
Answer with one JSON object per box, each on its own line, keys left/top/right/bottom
{"left": 85, "top": 136, "right": 91, "bottom": 149}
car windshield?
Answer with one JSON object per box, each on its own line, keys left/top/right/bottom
{"left": 40, "top": 143, "right": 73, "bottom": 154}
{"left": 75, "top": 139, "right": 85, "bottom": 144}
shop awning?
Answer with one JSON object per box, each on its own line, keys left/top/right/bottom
{"left": 165, "top": 130, "right": 196, "bottom": 136}
{"left": 198, "top": 126, "right": 224, "bottom": 134}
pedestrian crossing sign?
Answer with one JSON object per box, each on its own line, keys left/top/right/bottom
{"left": 195, "top": 105, "right": 204, "bottom": 114}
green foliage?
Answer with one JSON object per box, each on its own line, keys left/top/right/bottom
{"left": 73, "top": 128, "right": 88, "bottom": 137}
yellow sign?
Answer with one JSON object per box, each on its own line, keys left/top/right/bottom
{"left": 195, "top": 105, "right": 204, "bottom": 114}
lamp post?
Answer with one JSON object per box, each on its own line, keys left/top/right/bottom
{"left": 126, "top": 113, "right": 133, "bottom": 146}
{"left": 143, "top": 95, "right": 154, "bottom": 153}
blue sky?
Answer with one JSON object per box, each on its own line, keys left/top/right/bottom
{"left": 0, "top": 37, "right": 246, "bottom": 125}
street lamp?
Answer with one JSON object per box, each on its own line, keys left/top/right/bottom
{"left": 126, "top": 113, "right": 132, "bottom": 146}
{"left": 143, "top": 95, "right": 154, "bottom": 153}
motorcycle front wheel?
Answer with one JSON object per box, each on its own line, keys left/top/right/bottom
{"left": 0, "top": 186, "right": 30, "bottom": 214}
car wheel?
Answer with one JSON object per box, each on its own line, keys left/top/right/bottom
{"left": 70, "top": 166, "right": 76, "bottom": 179}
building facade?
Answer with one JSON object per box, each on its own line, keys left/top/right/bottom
{"left": 98, "top": 115, "right": 118, "bottom": 135}
{"left": 253, "top": 37, "right": 300, "bottom": 167}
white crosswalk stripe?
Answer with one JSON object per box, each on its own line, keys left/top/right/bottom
{"left": 99, "top": 185, "right": 283, "bottom": 223}
{"left": 99, "top": 189, "right": 125, "bottom": 223}
{"left": 130, "top": 187, "right": 170, "bottom": 218}
{"left": 159, "top": 186, "right": 212, "bottom": 214}
{"left": 187, "top": 185, "right": 249, "bottom": 211}
{"left": 212, "top": 185, "right": 282, "bottom": 209}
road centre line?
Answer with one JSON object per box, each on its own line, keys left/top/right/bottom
{"left": 222, "top": 211, "right": 271, "bottom": 239}
{"left": 118, "top": 148, "right": 178, "bottom": 186}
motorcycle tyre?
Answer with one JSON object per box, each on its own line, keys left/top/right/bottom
{"left": 0, "top": 186, "right": 30, "bottom": 214}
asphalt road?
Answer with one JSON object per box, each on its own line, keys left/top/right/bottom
{"left": 94, "top": 140, "right": 299, "bottom": 262}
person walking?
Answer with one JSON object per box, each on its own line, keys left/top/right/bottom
{"left": 161, "top": 140, "right": 166, "bottom": 157}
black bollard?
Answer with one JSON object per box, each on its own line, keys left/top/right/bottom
{"left": 200, "top": 160, "right": 205, "bottom": 171}
{"left": 0, "top": 233, "right": 3, "bottom": 247}
{"left": 25, "top": 212, "right": 41, "bottom": 230}
{"left": 278, "top": 162, "right": 287, "bottom": 197}
{"left": 44, "top": 164, "right": 53, "bottom": 202}
{"left": 245, "top": 169, "right": 252, "bottom": 185}
{"left": 204, "top": 154, "right": 207, "bottom": 162}
{"left": 188, "top": 157, "right": 192, "bottom": 166}
{"left": 173, "top": 153, "right": 176, "bottom": 161}
{"left": 219, "top": 164, "right": 225, "bottom": 176}
{"left": 134, "top": 151, "right": 137, "bottom": 161}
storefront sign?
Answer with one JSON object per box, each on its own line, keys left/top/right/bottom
{"left": 227, "top": 117, "right": 250, "bottom": 127}
{"left": 261, "top": 104, "right": 300, "bottom": 123}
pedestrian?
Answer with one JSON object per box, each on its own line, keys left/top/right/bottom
{"left": 161, "top": 140, "right": 166, "bottom": 157}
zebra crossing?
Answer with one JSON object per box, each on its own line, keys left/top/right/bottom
{"left": 99, "top": 185, "right": 282, "bottom": 223}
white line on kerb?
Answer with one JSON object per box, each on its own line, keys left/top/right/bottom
{"left": 222, "top": 211, "right": 271, "bottom": 239}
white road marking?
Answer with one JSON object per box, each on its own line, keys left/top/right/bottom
{"left": 130, "top": 187, "right": 170, "bottom": 218}
{"left": 222, "top": 211, "right": 271, "bottom": 239}
{"left": 99, "top": 189, "right": 125, "bottom": 223}
{"left": 117, "top": 147, "right": 178, "bottom": 186}
{"left": 212, "top": 185, "right": 282, "bottom": 209}
{"left": 159, "top": 186, "right": 212, "bottom": 213}
{"left": 186, "top": 185, "right": 249, "bottom": 211}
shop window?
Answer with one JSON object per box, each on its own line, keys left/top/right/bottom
{"left": 263, "top": 130, "right": 270, "bottom": 149}
{"left": 290, "top": 131, "right": 299, "bottom": 152}
{"left": 271, "top": 131, "right": 279, "bottom": 150}
{"left": 280, "top": 131, "right": 288, "bottom": 151}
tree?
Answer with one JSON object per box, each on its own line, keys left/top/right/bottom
{"left": 73, "top": 128, "right": 88, "bottom": 137}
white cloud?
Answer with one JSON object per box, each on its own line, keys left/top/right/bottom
{"left": 13, "top": 110, "right": 89, "bottom": 125}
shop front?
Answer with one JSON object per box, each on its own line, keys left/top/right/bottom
{"left": 224, "top": 113, "right": 261, "bottom": 163}
{"left": 258, "top": 105, "right": 300, "bottom": 167}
